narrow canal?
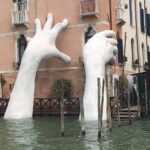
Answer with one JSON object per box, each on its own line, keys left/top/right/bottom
{"left": 0, "top": 116, "right": 150, "bottom": 150}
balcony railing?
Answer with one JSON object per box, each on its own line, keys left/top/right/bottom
{"left": 80, "top": 0, "right": 99, "bottom": 17}
{"left": 12, "top": 10, "right": 29, "bottom": 26}
{"left": 116, "top": 8, "right": 125, "bottom": 25}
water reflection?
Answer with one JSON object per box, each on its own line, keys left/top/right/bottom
{"left": 5, "top": 119, "right": 42, "bottom": 150}
{"left": 0, "top": 117, "right": 150, "bottom": 150}
{"left": 83, "top": 121, "right": 111, "bottom": 150}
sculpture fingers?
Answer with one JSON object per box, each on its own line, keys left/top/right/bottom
{"left": 111, "top": 45, "right": 118, "bottom": 56}
{"left": 26, "top": 37, "right": 32, "bottom": 42}
{"left": 51, "top": 19, "right": 69, "bottom": 40}
{"left": 97, "top": 30, "right": 116, "bottom": 38}
{"left": 35, "top": 18, "right": 42, "bottom": 33}
{"left": 107, "top": 38, "right": 118, "bottom": 46}
{"left": 56, "top": 51, "right": 71, "bottom": 63}
{"left": 43, "top": 13, "right": 53, "bottom": 31}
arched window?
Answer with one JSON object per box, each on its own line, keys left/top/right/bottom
{"left": 139, "top": 2, "right": 145, "bottom": 33}
{"left": 17, "top": 34, "right": 27, "bottom": 67}
{"left": 129, "top": 0, "right": 133, "bottom": 26}
{"left": 142, "top": 43, "right": 147, "bottom": 65}
{"left": 84, "top": 26, "right": 96, "bottom": 43}
{"left": 131, "top": 38, "right": 136, "bottom": 66}
{"left": 117, "top": 32, "right": 123, "bottom": 64}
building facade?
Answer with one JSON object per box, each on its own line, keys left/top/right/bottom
{"left": 0, "top": 0, "right": 121, "bottom": 98}
{"left": 120, "top": 0, "right": 150, "bottom": 74}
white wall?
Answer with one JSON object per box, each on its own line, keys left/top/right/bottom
{"left": 121, "top": 0, "right": 150, "bottom": 74}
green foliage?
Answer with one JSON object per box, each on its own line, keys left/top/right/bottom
{"left": 118, "top": 76, "right": 128, "bottom": 94}
{"left": 52, "top": 79, "right": 72, "bottom": 100}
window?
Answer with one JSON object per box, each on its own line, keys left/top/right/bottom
{"left": 12, "top": 0, "right": 28, "bottom": 25}
{"left": 139, "top": 2, "right": 145, "bottom": 33}
{"left": 142, "top": 43, "right": 147, "bottom": 65}
{"left": 131, "top": 38, "right": 137, "bottom": 67}
{"left": 129, "top": 0, "right": 133, "bottom": 26}
{"left": 80, "top": 0, "right": 99, "bottom": 17}
{"left": 84, "top": 26, "right": 96, "bottom": 43}
{"left": 17, "top": 34, "right": 27, "bottom": 67}
{"left": 146, "top": 13, "right": 150, "bottom": 36}
{"left": 13, "top": 0, "right": 27, "bottom": 11}
{"left": 117, "top": 36, "right": 123, "bottom": 64}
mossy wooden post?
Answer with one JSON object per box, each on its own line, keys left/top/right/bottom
{"left": 106, "top": 75, "right": 112, "bottom": 131}
{"left": 117, "top": 100, "right": 120, "bottom": 127}
{"left": 144, "top": 77, "right": 148, "bottom": 117}
{"left": 128, "top": 90, "right": 132, "bottom": 125}
{"left": 60, "top": 82, "right": 64, "bottom": 136}
{"left": 108, "top": 97, "right": 112, "bottom": 131}
{"left": 100, "top": 79, "right": 105, "bottom": 127}
{"left": 97, "top": 78, "right": 101, "bottom": 138}
{"left": 79, "top": 91, "right": 85, "bottom": 136}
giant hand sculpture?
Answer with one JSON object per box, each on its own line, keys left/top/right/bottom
{"left": 83, "top": 30, "right": 118, "bottom": 121}
{"left": 4, "top": 14, "right": 71, "bottom": 119}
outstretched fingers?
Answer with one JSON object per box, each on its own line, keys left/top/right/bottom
{"left": 26, "top": 37, "right": 32, "bottom": 42}
{"left": 35, "top": 18, "right": 42, "bottom": 33}
{"left": 56, "top": 51, "right": 71, "bottom": 63}
{"left": 51, "top": 19, "right": 69, "bottom": 40}
{"left": 107, "top": 38, "right": 118, "bottom": 46}
{"left": 112, "top": 46, "right": 118, "bottom": 56}
{"left": 43, "top": 13, "right": 53, "bottom": 31}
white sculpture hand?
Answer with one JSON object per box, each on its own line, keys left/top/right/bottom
{"left": 25, "top": 13, "right": 71, "bottom": 63}
{"left": 82, "top": 30, "right": 118, "bottom": 121}
{"left": 4, "top": 14, "right": 71, "bottom": 119}
{"left": 83, "top": 30, "right": 117, "bottom": 76}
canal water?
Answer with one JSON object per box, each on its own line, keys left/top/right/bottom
{"left": 0, "top": 116, "right": 150, "bottom": 150}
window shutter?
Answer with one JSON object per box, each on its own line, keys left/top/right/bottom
{"left": 140, "top": 9, "right": 145, "bottom": 33}
{"left": 117, "top": 38, "right": 123, "bottom": 64}
{"left": 17, "top": 35, "right": 27, "bottom": 66}
{"left": 129, "top": 0, "right": 133, "bottom": 26}
{"left": 146, "top": 14, "right": 150, "bottom": 36}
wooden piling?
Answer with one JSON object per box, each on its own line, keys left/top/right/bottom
{"left": 108, "top": 97, "right": 112, "bottom": 131}
{"left": 0, "top": 74, "right": 3, "bottom": 98}
{"left": 60, "top": 90, "right": 64, "bottom": 136}
{"left": 100, "top": 79, "right": 105, "bottom": 127}
{"left": 128, "top": 90, "right": 132, "bottom": 125}
{"left": 144, "top": 77, "right": 148, "bottom": 117}
{"left": 79, "top": 91, "right": 85, "bottom": 136}
{"left": 106, "top": 75, "right": 112, "bottom": 131}
{"left": 117, "top": 101, "right": 120, "bottom": 127}
{"left": 97, "top": 78, "right": 101, "bottom": 138}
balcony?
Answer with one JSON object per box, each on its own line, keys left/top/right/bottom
{"left": 116, "top": 8, "right": 126, "bottom": 25}
{"left": 12, "top": 10, "right": 29, "bottom": 27}
{"left": 80, "top": 0, "right": 99, "bottom": 17}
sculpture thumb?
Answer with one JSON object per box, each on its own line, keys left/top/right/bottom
{"left": 56, "top": 51, "right": 71, "bottom": 63}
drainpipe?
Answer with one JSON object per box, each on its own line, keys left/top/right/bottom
{"left": 109, "top": 0, "right": 112, "bottom": 30}
{"left": 134, "top": 0, "right": 140, "bottom": 73}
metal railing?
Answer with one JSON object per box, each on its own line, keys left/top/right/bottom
{"left": 0, "top": 97, "right": 79, "bottom": 115}
{"left": 12, "top": 10, "right": 28, "bottom": 25}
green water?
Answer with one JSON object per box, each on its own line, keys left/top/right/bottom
{"left": 0, "top": 116, "right": 150, "bottom": 150}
